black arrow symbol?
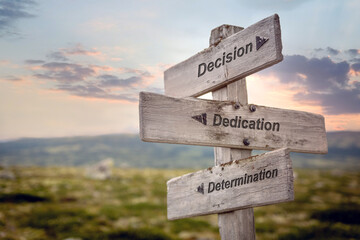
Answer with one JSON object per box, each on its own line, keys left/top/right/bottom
{"left": 196, "top": 183, "right": 204, "bottom": 194}
{"left": 192, "top": 113, "right": 207, "bottom": 125}
{"left": 256, "top": 36, "right": 269, "bottom": 50}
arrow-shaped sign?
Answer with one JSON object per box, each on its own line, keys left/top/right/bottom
{"left": 139, "top": 92, "right": 328, "bottom": 154}
{"left": 164, "top": 14, "right": 283, "bottom": 98}
{"left": 167, "top": 148, "right": 294, "bottom": 220}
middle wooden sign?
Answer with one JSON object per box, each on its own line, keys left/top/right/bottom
{"left": 139, "top": 92, "right": 328, "bottom": 154}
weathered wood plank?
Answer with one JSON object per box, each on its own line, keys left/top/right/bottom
{"left": 139, "top": 91, "right": 328, "bottom": 154}
{"left": 164, "top": 14, "right": 283, "bottom": 98}
{"left": 167, "top": 148, "right": 294, "bottom": 220}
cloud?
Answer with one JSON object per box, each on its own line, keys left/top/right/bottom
{"left": 312, "top": 47, "right": 360, "bottom": 63}
{"left": 2, "top": 75, "right": 22, "bottom": 81}
{"left": 11, "top": 43, "right": 160, "bottom": 103}
{"left": 46, "top": 44, "right": 102, "bottom": 61}
{"left": 25, "top": 59, "right": 45, "bottom": 64}
{"left": 350, "top": 58, "right": 360, "bottom": 63}
{"left": 259, "top": 51, "right": 360, "bottom": 115}
{"left": 28, "top": 59, "right": 153, "bottom": 102}
{"left": 118, "top": 67, "right": 152, "bottom": 77}
{"left": 63, "top": 43, "right": 101, "bottom": 56}
{"left": 49, "top": 66, "right": 150, "bottom": 102}
{"left": 143, "top": 86, "right": 164, "bottom": 94}
{"left": 56, "top": 84, "right": 105, "bottom": 97}
{"left": 271, "top": 55, "right": 350, "bottom": 89}
{"left": 0, "top": 0, "right": 36, "bottom": 37}
{"left": 315, "top": 47, "right": 341, "bottom": 56}
{"left": 34, "top": 62, "right": 96, "bottom": 83}
{"left": 47, "top": 51, "right": 69, "bottom": 61}
{"left": 294, "top": 83, "right": 360, "bottom": 115}
{"left": 56, "top": 84, "right": 138, "bottom": 102}
{"left": 97, "top": 74, "right": 141, "bottom": 88}
{"left": 352, "top": 63, "right": 360, "bottom": 72}
{"left": 346, "top": 49, "right": 360, "bottom": 57}
{"left": 326, "top": 47, "right": 340, "bottom": 56}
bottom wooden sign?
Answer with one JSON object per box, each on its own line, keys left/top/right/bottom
{"left": 167, "top": 148, "right": 294, "bottom": 220}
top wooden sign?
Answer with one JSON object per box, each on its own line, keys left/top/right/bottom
{"left": 164, "top": 14, "right": 283, "bottom": 98}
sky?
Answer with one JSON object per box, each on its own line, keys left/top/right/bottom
{"left": 0, "top": 0, "right": 359, "bottom": 141}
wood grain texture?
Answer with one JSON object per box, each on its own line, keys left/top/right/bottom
{"left": 167, "top": 148, "right": 294, "bottom": 220}
{"left": 213, "top": 80, "right": 255, "bottom": 240}
{"left": 218, "top": 209, "right": 256, "bottom": 240}
{"left": 139, "top": 91, "right": 328, "bottom": 154}
{"left": 213, "top": 80, "right": 251, "bottom": 165}
{"left": 164, "top": 14, "right": 283, "bottom": 98}
{"left": 209, "top": 25, "right": 244, "bottom": 47}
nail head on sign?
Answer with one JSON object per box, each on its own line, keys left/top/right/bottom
{"left": 249, "top": 105, "right": 256, "bottom": 112}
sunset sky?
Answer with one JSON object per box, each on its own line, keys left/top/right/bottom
{"left": 0, "top": 0, "right": 359, "bottom": 141}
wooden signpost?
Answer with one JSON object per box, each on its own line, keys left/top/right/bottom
{"left": 139, "top": 14, "right": 327, "bottom": 239}
{"left": 167, "top": 148, "right": 294, "bottom": 220}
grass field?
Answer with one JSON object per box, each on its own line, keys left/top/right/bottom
{"left": 0, "top": 166, "right": 359, "bottom": 240}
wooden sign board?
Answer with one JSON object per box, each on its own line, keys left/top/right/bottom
{"left": 164, "top": 14, "right": 283, "bottom": 98}
{"left": 167, "top": 148, "right": 294, "bottom": 220}
{"left": 139, "top": 92, "right": 328, "bottom": 154}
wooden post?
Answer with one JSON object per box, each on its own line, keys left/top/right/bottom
{"left": 211, "top": 25, "right": 256, "bottom": 240}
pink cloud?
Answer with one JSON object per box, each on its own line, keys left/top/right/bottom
{"left": 46, "top": 44, "right": 106, "bottom": 62}
{"left": 349, "top": 68, "right": 360, "bottom": 77}
{"left": 62, "top": 43, "right": 102, "bottom": 57}
{"left": 325, "top": 114, "right": 360, "bottom": 131}
{"left": 90, "top": 64, "right": 114, "bottom": 73}
{"left": 5, "top": 44, "right": 164, "bottom": 104}
{"left": 2, "top": 75, "right": 23, "bottom": 82}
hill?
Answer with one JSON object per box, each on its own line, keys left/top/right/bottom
{"left": 0, "top": 132, "right": 359, "bottom": 169}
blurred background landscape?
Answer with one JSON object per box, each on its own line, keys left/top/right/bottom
{"left": 0, "top": 131, "right": 359, "bottom": 170}
{"left": 0, "top": 131, "right": 359, "bottom": 239}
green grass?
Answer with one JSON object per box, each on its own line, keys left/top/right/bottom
{"left": 0, "top": 167, "right": 359, "bottom": 239}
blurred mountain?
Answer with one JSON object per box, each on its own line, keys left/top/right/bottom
{"left": 291, "top": 131, "right": 360, "bottom": 169}
{"left": 0, "top": 132, "right": 359, "bottom": 169}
